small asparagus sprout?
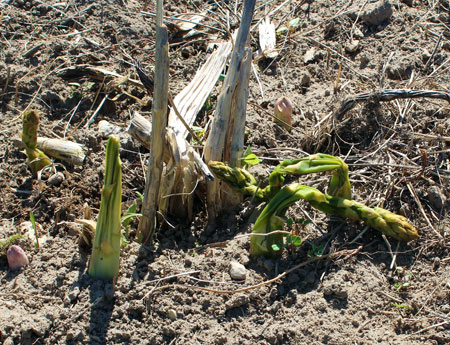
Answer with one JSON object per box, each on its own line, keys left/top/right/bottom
{"left": 250, "top": 183, "right": 419, "bottom": 257}
{"left": 21, "top": 110, "right": 52, "bottom": 174}
{"left": 7, "top": 245, "right": 29, "bottom": 270}
{"left": 274, "top": 96, "right": 293, "bottom": 130}
{"left": 89, "top": 136, "right": 122, "bottom": 281}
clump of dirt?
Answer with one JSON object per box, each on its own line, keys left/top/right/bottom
{"left": 1, "top": 0, "right": 449, "bottom": 344}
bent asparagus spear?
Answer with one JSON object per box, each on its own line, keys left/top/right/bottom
{"left": 208, "top": 153, "right": 352, "bottom": 201}
{"left": 268, "top": 153, "right": 351, "bottom": 199}
{"left": 250, "top": 183, "right": 419, "bottom": 257}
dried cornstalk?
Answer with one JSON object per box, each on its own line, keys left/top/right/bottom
{"left": 127, "top": 111, "right": 213, "bottom": 180}
{"left": 13, "top": 137, "right": 87, "bottom": 165}
{"left": 128, "top": 113, "right": 212, "bottom": 221}
{"left": 204, "top": 0, "right": 256, "bottom": 219}
{"left": 138, "top": 0, "right": 169, "bottom": 243}
{"left": 168, "top": 40, "right": 233, "bottom": 138}
{"left": 258, "top": 16, "right": 278, "bottom": 59}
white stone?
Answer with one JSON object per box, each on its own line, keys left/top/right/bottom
{"left": 98, "top": 120, "right": 121, "bottom": 138}
{"left": 229, "top": 261, "right": 247, "bottom": 280}
{"left": 167, "top": 309, "right": 177, "bottom": 321}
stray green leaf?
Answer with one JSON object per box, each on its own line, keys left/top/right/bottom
{"left": 271, "top": 243, "right": 281, "bottom": 251}
{"left": 29, "top": 211, "right": 40, "bottom": 249}
{"left": 391, "top": 303, "right": 413, "bottom": 311}
{"left": 243, "top": 153, "right": 261, "bottom": 167}
{"left": 307, "top": 244, "right": 324, "bottom": 258}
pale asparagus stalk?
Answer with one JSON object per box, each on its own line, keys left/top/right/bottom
{"left": 88, "top": 136, "right": 122, "bottom": 280}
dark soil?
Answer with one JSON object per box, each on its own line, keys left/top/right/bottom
{"left": 1, "top": 0, "right": 450, "bottom": 344}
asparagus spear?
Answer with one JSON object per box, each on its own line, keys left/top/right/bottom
{"left": 88, "top": 136, "right": 122, "bottom": 281}
{"left": 207, "top": 161, "right": 264, "bottom": 200}
{"left": 250, "top": 183, "right": 419, "bottom": 257}
{"left": 21, "top": 110, "right": 52, "bottom": 174}
{"left": 208, "top": 153, "right": 352, "bottom": 201}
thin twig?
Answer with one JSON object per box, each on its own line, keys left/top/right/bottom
{"left": 145, "top": 270, "right": 201, "bottom": 285}
{"left": 148, "top": 246, "right": 363, "bottom": 295}
{"left": 412, "top": 319, "right": 450, "bottom": 335}
{"left": 85, "top": 94, "right": 108, "bottom": 128}
{"left": 334, "top": 89, "right": 450, "bottom": 120}
{"left": 406, "top": 182, "right": 443, "bottom": 239}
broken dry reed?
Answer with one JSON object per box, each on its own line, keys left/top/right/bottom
{"left": 138, "top": 1, "right": 169, "bottom": 243}
{"left": 204, "top": 0, "right": 256, "bottom": 219}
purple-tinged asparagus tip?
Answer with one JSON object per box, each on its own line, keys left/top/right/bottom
{"left": 7, "top": 245, "right": 29, "bottom": 270}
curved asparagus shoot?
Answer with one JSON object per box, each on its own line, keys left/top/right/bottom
{"left": 268, "top": 154, "right": 351, "bottom": 199}
{"left": 209, "top": 153, "right": 352, "bottom": 202}
{"left": 89, "top": 136, "right": 122, "bottom": 281}
{"left": 21, "top": 110, "right": 52, "bottom": 174}
{"left": 250, "top": 183, "right": 419, "bottom": 257}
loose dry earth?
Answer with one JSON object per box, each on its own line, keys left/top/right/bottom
{"left": 1, "top": 0, "right": 450, "bottom": 344}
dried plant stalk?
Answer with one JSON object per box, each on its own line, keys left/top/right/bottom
{"left": 204, "top": 0, "right": 256, "bottom": 220}
{"left": 128, "top": 112, "right": 212, "bottom": 180}
{"left": 138, "top": 4, "right": 169, "bottom": 243}
{"left": 36, "top": 138, "right": 87, "bottom": 165}
{"left": 168, "top": 40, "right": 233, "bottom": 138}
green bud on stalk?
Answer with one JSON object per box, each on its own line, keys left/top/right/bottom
{"left": 89, "top": 136, "right": 122, "bottom": 281}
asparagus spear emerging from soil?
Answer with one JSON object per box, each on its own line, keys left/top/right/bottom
{"left": 89, "top": 136, "right": 122, "bottom": 281}
{"left": 250, "top": 183, "right": 419, "bottom": 257}
{"left": 21, "top": 110, "right": 52, "bottom": 174}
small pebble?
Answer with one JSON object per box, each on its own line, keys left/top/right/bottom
{"left": 229, "top": 261, "right": 247, "bottom": 280}
{"left": 433, "top": 257, "right": 440, "bottom": 271}
{"left": 48, "top": 172, "right": 65, "bottom": 186}
{"left": 299, "top": 71, "right": 311, "bottom": 86}
{"left": 345, "top": 40, "right": 359, "bottom": 54}
{"left": 359, "top": 0, "right": 393, "bottom": 26}
{"left": 225, "top": 294, "right": 249, "bottom": 310}
{"left": 303, "top": 47, "right": 317, "bottom": 64}
{"left": 98, "top": 120, "right": 121, "bottom": 138}
{"left": 167, "top": 309, "right": 177, "bottom": 321}
{"left": 428, "top": 186, "right": 446, "bottom": 210}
